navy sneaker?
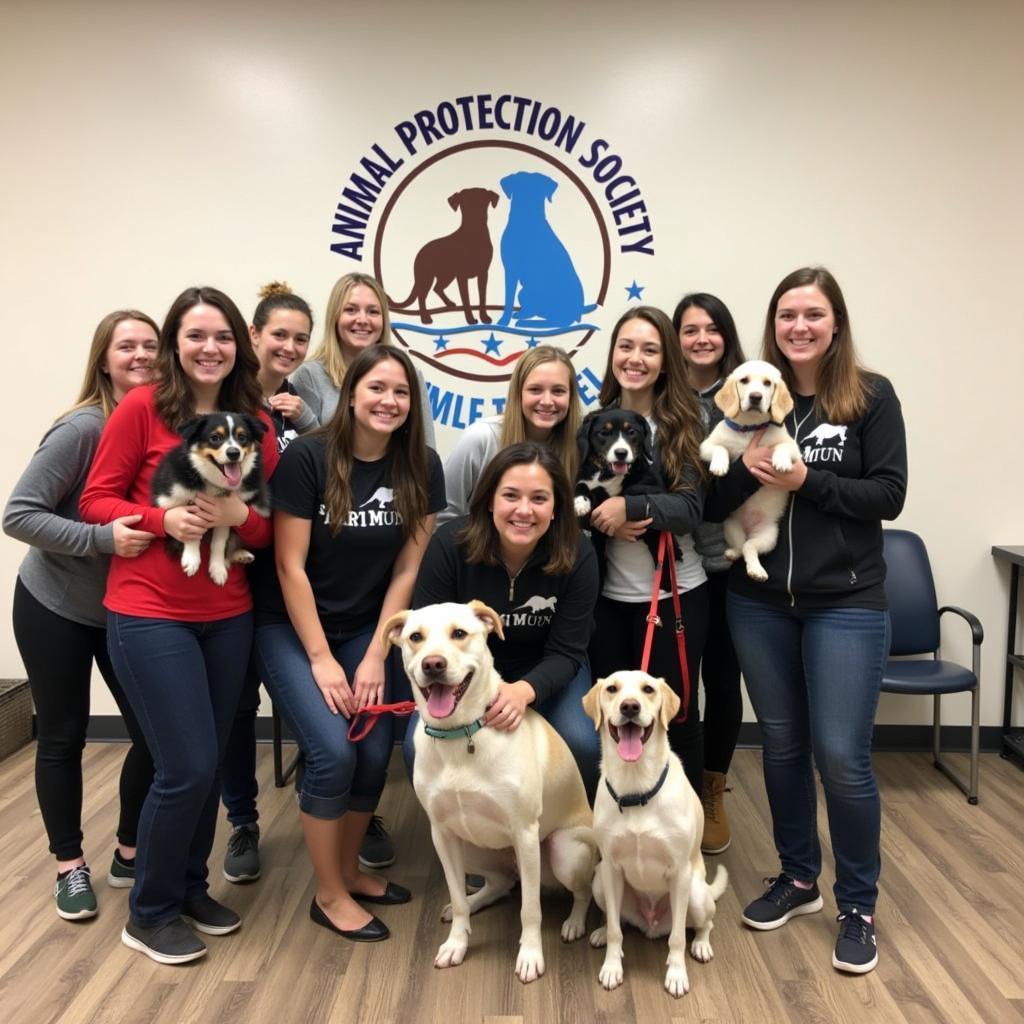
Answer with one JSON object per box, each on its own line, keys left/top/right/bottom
{"left": 742, "top": 874, "right": 823, "bottom": 930}
{"left": 832, "top": 909, "right": 878, "bottom": 974}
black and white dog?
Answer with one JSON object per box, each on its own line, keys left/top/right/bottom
{"left": 574, "top": 409, "right": 678, "bottom": 573}
{"left": 151, "top": 412, "right": 269, "bottom": 586}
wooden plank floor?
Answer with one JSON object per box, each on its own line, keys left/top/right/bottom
{"left": 1, "top": 742, "right": 1022, "bottom": 1024}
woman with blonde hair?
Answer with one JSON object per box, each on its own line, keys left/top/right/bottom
{"left": 4, "top": 310, "right": 159, "bottom": 920}
{"left": 291, "top": 272, "right": 435, "bottom": 445}
{"left": 439, "top": 344, "right": 580, "bottom": 524}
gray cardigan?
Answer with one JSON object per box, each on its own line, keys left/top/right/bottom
{"left": 438, "top": 415, "right": 502, "bottom": 525}
{"left": 3, "top": 405, "right": 116, "bottom": 627}
{"left": 290, "top": 358, "right": 436, "bottom": 448}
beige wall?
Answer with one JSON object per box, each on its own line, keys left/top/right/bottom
{"left": 2, "top": 0, "right": 1021, "bottom": 726}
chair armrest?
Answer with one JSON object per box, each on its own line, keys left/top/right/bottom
{"left": 939, "top": 605, "right": 983, "bottom": 645}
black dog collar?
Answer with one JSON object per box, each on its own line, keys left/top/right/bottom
{"left": 605, "top": 763, "right": 670, "bottom": 813}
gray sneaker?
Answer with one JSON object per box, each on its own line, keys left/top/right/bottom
{"left": 181, "top": 893, "right": 241, "bottom": 935}
{"left": 223, "top": 823, "right": 260, "bottom": 883}
{"left": 358, "top": 816, "right": 395, "bottom": 870}
{"left": 55, "top": 865, "right": 98, "bottom": 920}
{"left": 122, "top": 917, "right": 207, "bottom": 965}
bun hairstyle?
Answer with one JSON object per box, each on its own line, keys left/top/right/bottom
{"left": 252, "top": 280, "right": 314, "bottom": 333}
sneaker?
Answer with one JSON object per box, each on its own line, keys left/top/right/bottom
{"left": 701, "top": 770, "right": 731, "bottom": 854}
{"left": 107, "top": 850, "right": 135, "bottom": 889}
{"left": 832, "top": 909, "right": 878, "bottom": 974}
{"left": 358, "top": 816, "right": 395, "bottom": 870}
{"left": 122, "top": 917, "right": 207, "bottom": 965}
{"left": 180, "top": 893, "right": 241, "bottom": 935}
{"left": 742, "top": 874, "right": 823, "bottom": 930}
{"left": 55, "top": 865, "right": 98, "bottom": 920}
{"left": 223, "top": 824, "right": 261, "bottom": 883}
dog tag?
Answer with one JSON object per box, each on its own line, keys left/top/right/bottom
{"left": 467, "top": 735, "right": 475, "bottom": 754}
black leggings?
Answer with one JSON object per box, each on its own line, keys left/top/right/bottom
{"left": 702, "top": 571, "right": 743, "bottom": 773}
{"left": 590, "top": 583, "right": 709, "bottom": 794}
{"left": 13, "top": 578, "right": 153, "bottom": 861}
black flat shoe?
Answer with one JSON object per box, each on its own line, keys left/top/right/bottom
{"left": 354, "top": 881, "right": 412, "bottom": 906}
{"left": 309, "top": 898, "right": 389, "bottom": 942}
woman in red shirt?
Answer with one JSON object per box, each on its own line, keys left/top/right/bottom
{"left": 81, "top": 286, "right": 278, "bottom": 966}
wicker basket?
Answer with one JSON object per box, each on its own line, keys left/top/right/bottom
{"left": 0, "top": 679, "right": 33, "bottom": 761}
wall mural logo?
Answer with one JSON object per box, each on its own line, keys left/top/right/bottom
{"left": 327, "top": 94, "right": 656, "bottom": 428}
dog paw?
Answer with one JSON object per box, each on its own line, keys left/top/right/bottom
{"left": 181, "top": 553, "right": 201, "bottom": 577}
{"left": 208, "top": 562, "right": 229, "bottom": 587}
{"left": 515, "top": 946, "right": 545, "bottom": 984}
{"left": 746, "top": 564, "right": 768, "bottom": 582}
{"left": 434, "top": 938, "right": 467, "bottom": 969}
{"left": 574, "top": 495, "right": 591, "bottom": 517}
{"left": 772, "top": 452, "right": 794, "bottom": 472}
{"left": 231, "top": 549, "right": 255, "bottom": 565}
{"left": 724, "top": 548, "right": 740, "bottom": 561}
{"left": 589, "top": 925, "right": 607, "bottom": 948}
{"left": 709, "top": 451, "right": 729, "bottom": 476}
{"left": 560, "top": 916, "right": 586, "bottom": 943}
{"left": 664, "top": 964, "right": 690, "bottom": 998}
{"left": 690, "top": 937, "right": 714, "bottom": 963}
{"left": 598, "top": 957, "right": 623, "bottom": 990}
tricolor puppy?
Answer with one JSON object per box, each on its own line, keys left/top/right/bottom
{"left": 583, "top": 670, "right": 728, "bottom": 999}
{"left": 385, "top": 601, "right": 596, "bottom": 985}
{"left": 698, "top": 360, "right": 801, "bottom": 582}
{"left": 151, "top": 412, "right": 269, "bottom": 586}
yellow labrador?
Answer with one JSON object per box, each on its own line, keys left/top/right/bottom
{"left": 583, "top": 670, "right": 728, "bottom": 998}
{"left": 385, "top": 600, "right": 596, "bottom": 984}
{"left": 698, "top": 359, "right": 801, "bottom": 582}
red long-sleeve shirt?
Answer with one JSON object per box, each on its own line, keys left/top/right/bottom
{"left": 79, "top": 384, "right": 279, "bottom": 621}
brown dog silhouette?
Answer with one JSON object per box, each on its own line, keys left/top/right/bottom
{"left": 388, "top": 187, "right": 499, "bottom": 325}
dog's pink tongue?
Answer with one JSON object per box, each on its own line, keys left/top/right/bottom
{"left": 426, "top": 684, "right": 457, "bottom": 719}
{"left": 617, "top": 723, "right": 644, "bottom": 762}
{"left": 222, "top": 463, "right": 243, "bottom": 488}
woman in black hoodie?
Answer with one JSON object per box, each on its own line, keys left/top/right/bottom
{"left": 727, "top": 267, "right": 907, "bottom": 977}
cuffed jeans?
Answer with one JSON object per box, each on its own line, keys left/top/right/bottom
{"left": 107, "top": 611, "right": 251, "bottom": 927}
{"left": 727, "top": 591, "right": 889, "bottom": 913}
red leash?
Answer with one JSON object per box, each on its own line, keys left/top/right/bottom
{"left": 347, "top": 700, "right": 417, "bottom": 742}
{"left": 640, "top": 530, "right": 690, "bottom": 723}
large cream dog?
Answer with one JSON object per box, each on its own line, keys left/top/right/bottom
{"left": 583, "top": 670, "right": 728, "bottom": 998}
{"left": 699, "top": 359, "right": 802, "bottom": 582}
{"left": 385, "top": 600, "right": 596, "bottom": 984}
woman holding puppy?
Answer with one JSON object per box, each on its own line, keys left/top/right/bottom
{"left": 81, "top": 287, "right": 277, "bottom": 965}
{"left": 253, "top": 345, "right": 444, "bottom": 943}
{"left": 586, "top": 306, "right": 709, "bottom": 796}
{"left": 672, "top": 293, "right": 747, "bottom": 854}
{"left": 726, "top": 267, "right": 906, "bottom": 974}
{"left": 409, "top": 442, "right": 600, "bottom": 798}
{"left": 4, "top": 310, "right": 158, "bottom": 920}
{"left": 439, "top": 345, "right": 581, "bottom": 523}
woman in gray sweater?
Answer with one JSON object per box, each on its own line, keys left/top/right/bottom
{"left": 3, "top": 310, "right": 160, "bottom": 920}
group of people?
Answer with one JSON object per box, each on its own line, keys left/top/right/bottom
{"left": 4, "top": 265, "right": 906, "bottom": 976}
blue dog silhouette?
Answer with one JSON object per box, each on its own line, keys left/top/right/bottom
{"left": 497, "top": 171, "right": 596, "bottom": 329}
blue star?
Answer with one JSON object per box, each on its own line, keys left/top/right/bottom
{"left": 433, "top": 336, "right": 449, "bottom": 352}
{"left": 525, "top": 336, "right": 540, "bottom": 349}
{"left": 625, "top": 280, "right": 645, "bottom": 300}
{"left": 482, "top": 334, "right": 502, "bottom": 356}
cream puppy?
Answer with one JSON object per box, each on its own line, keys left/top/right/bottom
{"left": 583, "top": 670, "right": 728, "bottom": 998}
{"left": 699, "top": 359, "right": 801, "bottom": 582}
{"left": 385, "top": 600, "right": 596, "bottom": 984}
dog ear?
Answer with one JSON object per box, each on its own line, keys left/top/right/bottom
{"left": 582, "top": 680, "right": 604, "bottom": 731}
{"left": 715, "top": 378, "right": 741, "bottom": 419}
{"left": 635, "top": 413, "right": 655, "bottom": 463}
{"left": 381, "top": 611, "right": 409, "bottom": 654}
{"left": 487, "top": 189, "right": 499, "bottom": 208}
{"left": 576, "top": 410, "right": 599, "bottom": 467}
{"left": 241, "top": 414, "right": 267, "bottom": 441}
{"left": 541, "top": 175, "right": 557, "bottom": 202}
{"left": 447, "top": 191, "right": 463, "bottom": 211}
{"left": 658, "top": 679, "right": 681, "bottom": 730}
{"left": 770, "top": 377, "right": 794, "bottom": 423}
{"left": 468, "top": 600, "right": 505, "bottom": 640}
{"left": 499, "top": 172, "right": 518, "bottom": 199}
{"left": 178, "top": 415, "right": 209, "bottom": 442}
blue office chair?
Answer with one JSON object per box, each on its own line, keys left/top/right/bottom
{"left": 882, "top": 529, "right": 982, "bottom": 803}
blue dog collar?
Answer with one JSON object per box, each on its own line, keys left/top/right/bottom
{"left": 423, "top": 718, "right": 485, "bottom": 753}
{"left": 724, "top": 417, "right": 780, "bottom": 432}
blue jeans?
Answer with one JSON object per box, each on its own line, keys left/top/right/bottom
{"left": 254, "top": 622, "right": 393, "bottom": 820}
{"left": 402, "top": 662, "right": 601, "bottom": 801}
{"left": 107, "top": 611, "right": 252, "bottom": 928}
{"left": 727, "top": 592, "right": 890, "bottom": 913}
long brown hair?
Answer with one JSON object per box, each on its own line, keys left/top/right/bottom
{"left": 457, "top": 442, "right": 579, "bottom": 575}
{"left": 312, "top": 273, "right": 391, "bottom": 388}
{"left": 319, "top": 346, "right": 429, "bottom": 538}
{"left": 760, "top": 266, "right": 872, "bottom": 423}
{"left": 499, "top": 345, "right": 580, "bottom": 481}
{"left": 63, "top": 309, "right": 159, "bottom": 421}
{"left": 598, "top": 306, "right": 704, "bottom": 489}
{"left": 154, "top": 287, "right": 262, "bottom": 428}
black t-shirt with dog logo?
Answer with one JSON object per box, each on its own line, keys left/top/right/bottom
{"left": 253, "top": 434, "right": 445, "bottom": 635}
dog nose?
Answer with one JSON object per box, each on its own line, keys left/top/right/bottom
{"left": 619, "top": 699, "right": 641, "bottom": 719}
{"left": 613, "top": 448, "right": 628, "bottom": 461}
{"left": 748, "top": 392, "right": 763, "bottom": 406}
{"left": 421, "top": 655, "right": 447, "bottom": 677}
{"left": 225, "top": 447, "right": 241, "bottom": 461}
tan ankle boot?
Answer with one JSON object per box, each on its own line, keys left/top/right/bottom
{"left": 701, "top": 770, "right": 731, "bottom": 854}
